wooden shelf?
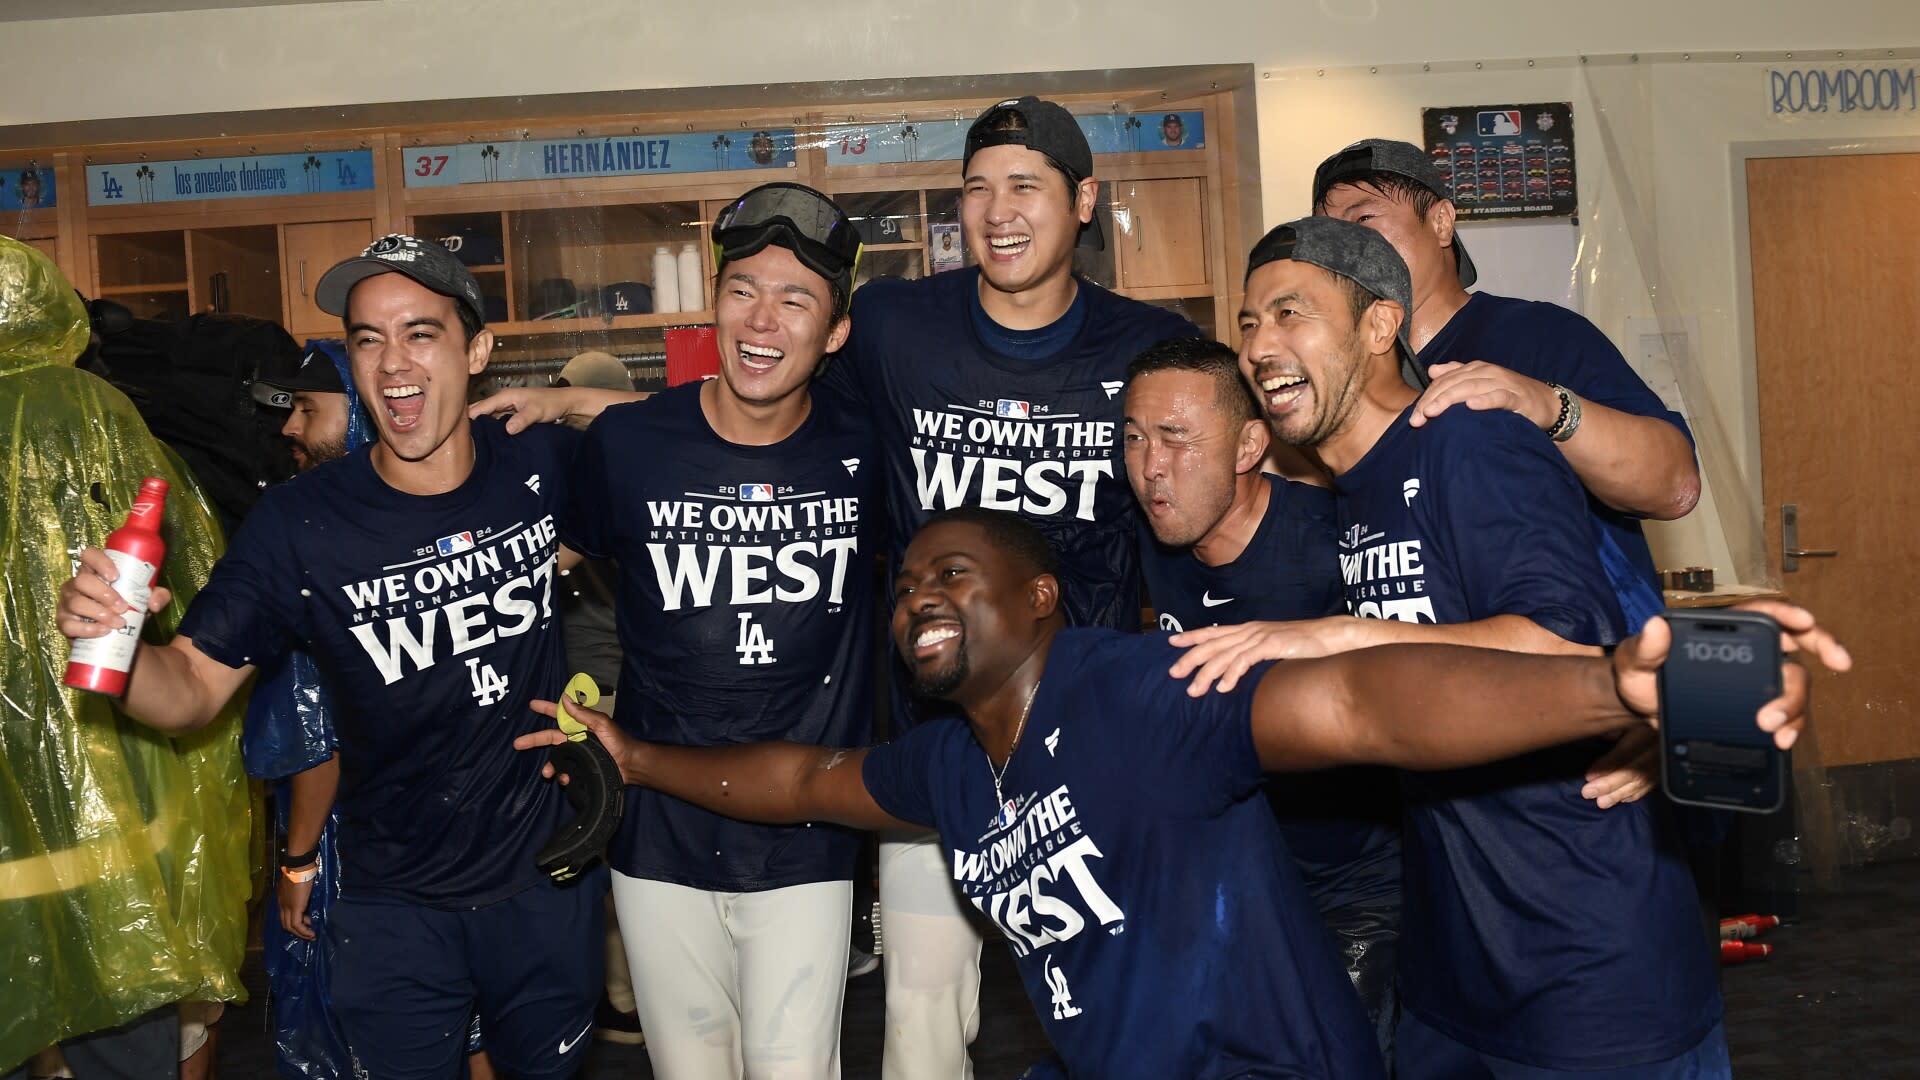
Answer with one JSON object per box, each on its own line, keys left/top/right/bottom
{"left": 491, "top": 310, "right": 714, "bottom": 335}
{"left": 863, "top": 242, "right": 926, "bottom": 252}
{"left": 97, "top": 281, "right": 188, "bottom": 295}
{"left": 467, "top": 264, "right": 507, "bottom": 273}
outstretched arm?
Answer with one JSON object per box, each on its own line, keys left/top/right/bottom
{"left": 513, "top": 699, "right": 920, "bottom": 832}
{"left": 467, "top": 385, "right": 646, "bottom": 433}
{"left": 56, "top": 547, "right": 253, "bottom": 732}
{"left": 1251, "top": 600, "right": 1846, "bottom": 773}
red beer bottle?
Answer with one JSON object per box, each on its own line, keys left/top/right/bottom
{"left": 64, "top": 477, "right": 169, "bottom": 696}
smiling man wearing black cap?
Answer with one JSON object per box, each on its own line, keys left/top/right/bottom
{"left": 251, "top": 338, "right": 363, "bottom": 473}
{"left": 1311, "top": 139, "right": 1700, "bottom": 635}
{"left": 58, "top": 233, "right": 605, "bottom": 1079}
{"left": 1170, "top": 216, "right": 1730, "bottom": 1079}
{"left": 818, "top": 95, "right": 1197, "bottom": 1078}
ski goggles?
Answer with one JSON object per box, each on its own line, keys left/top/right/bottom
{"left": 711, "top": 183, "right": 862, "bottom": 313}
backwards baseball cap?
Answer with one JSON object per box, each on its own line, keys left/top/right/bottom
{"left": 712, "top": 183, "right": 862, "bottom": 316}
{"left": 1246, "top": 216, "right": 1417, "bottom": 372}
{"left": 1310, "top": 138, "right": 1478, "bottom": 288}
{"left": 555, "top": 349, "right": 633, "bottom": 392}
{"left": 252, "top": 338, "right": 348, "bottom": 408}
{"left": 964, "top": 96, "right": 1105, "bottom": 251}
{"left": 315, "top": 233, "right": 489, "bottom": 330}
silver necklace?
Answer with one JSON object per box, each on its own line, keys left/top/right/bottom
{"left": 989, "top": 680, "right": 1041, "bottom": 813}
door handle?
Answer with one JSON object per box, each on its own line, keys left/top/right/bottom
{"left": 298, "top": 258, "right": 308, "bottom": 298}
{"left": 1781, "top": 503, "right": 1839, "bottom": 573}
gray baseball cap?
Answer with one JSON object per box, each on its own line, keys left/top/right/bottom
{"left": 315, "top": 233, "right": 489, "bottom": 329}
{"left": 1311, "top": 138, "right": 1478, "bottom": 288}
{"left": 1245, "top": 216, "right": 1416, "bottom": 370}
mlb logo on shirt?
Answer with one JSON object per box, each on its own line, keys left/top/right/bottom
{"left": 996, "top": 398, "right": 1031, "bottom": 420}
{"left": 738, "top": 483, "right": 775, "bottom": 503}
{"left": 1477, "top": 110, "right": 1523, "bottom": 137}
{"left": 999, "top": 798, "right": 1019, "bottom": 828}
{"left": 436, "top": 531, "right": 475, "bottom": 556}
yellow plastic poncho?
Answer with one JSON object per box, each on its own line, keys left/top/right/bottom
{"left": 0, "top": 235, "right": 254, "bottom": 1072}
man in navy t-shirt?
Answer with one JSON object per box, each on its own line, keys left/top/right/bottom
{"left": 58, "top": 236, "right": 602, "bottom": 1080}
{"left": 1123, "top": 336, "right": 1400, "bottom": 1060}
{"left": 1312, "top": 139, "right": 1697, "bottom": 625}
{"left": 516, "top": 507, "right": 1832, "bottom": 1079}
{"left": 1177, "top": 216, "right": 1725, "bottom": 1077}
{"left": 557, "top": 183, "right": 881, "bottom": 1075}
{"left": 816, "top": 96, "right": 1194, "bottom": 1076}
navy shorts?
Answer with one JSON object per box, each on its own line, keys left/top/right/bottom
{"left": 329, "top": 869, "right": 607, "bottom": 1080}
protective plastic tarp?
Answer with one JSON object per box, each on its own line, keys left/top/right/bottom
{"left": 0, "top": 234, "right": 254, "bottom": 1074}
{"left": 242, "top": 338, "right": 370, "bottom": 1080}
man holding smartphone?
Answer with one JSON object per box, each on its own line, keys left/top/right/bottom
{"left": 1175, "top": 217, "right": 1729, "bottom": 1077}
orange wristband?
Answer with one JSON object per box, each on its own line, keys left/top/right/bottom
{"left": 280, "top": 863, "right": 318, "bottom": 884}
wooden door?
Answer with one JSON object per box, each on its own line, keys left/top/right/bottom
{"left": 282, "top": 220, "right": 372, "bottom": 338}
{"left": 1111, "top": 177, "right": 1209, "bottom": 292}
{"left": 188, "top": 225, "right": 281, "bottom": 321}
{"left": 1747, "top": 153, "right": 1920, "bottom": 768}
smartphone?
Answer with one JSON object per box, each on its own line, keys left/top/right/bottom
{"left": 1658, "top": 609, "right": 1786, "bottom": 813}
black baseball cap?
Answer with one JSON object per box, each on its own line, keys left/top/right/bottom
{"left": 1311, "top": 138, "right": 1478, "bottom": 288}
{"left": 252, "top": 338, "right": 348, "bottom": 407}
{"left": 1246, "top": 216, "right": 1416, "bottom": 365}
{"left": 964, "top": 96, "right": 1105, "bottom": 251}
{"left": 712, "top": 183, "right": 862, "bottom": 315}
{"left": 315, "top": 233, "right": 489, "bottom": 329}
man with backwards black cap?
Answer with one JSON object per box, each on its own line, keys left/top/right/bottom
{"left": 1311, "top": 139, "right": 1698, "bottom": 635}
{"left": 58, "top": 235, "right": 601, "bottom": 1080}
{"left": 1174, "top": 217, "right": 1732, "bottom": 1078}
{"left": 822, "top": 95, "right": 1197, "bottom": 1078}
{"left": 542, "top": 182, "right": 881, "bottom": 1077}
{"left": 469, "top": 96, "right": 1199, "bottom": 1076}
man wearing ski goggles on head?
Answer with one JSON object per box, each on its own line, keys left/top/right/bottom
{"left": 491, "top": 182, "right": 882, "bottom": 1078}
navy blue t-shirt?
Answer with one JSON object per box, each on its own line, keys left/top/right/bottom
{"left": 862, "top": 630, "right": 1383, "bottom": 1080}
{"left": 561, "top": 383, "right": 878, "bottom": 891}
{"left": 825, "top": 268, "right": 1196, "bottom": 635}
{"left": 178, "top": 418, "right": 574, "bottom": 908}
{"left": 1334, "top": 406, "right": 1720, "bottom": 1068}
{"left": 1418, "top": 292, "right": 1692, "bottom": 624}
{"left": 1140, "top": 474, "right": 1400, "bottom": 915}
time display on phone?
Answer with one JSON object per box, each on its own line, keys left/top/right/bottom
{"left": 1679, "top": 640, "right": 1757, "bottom": 664}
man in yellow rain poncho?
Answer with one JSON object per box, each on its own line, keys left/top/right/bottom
{"left": 0, "top": 235, "right": 252, "bottom": 1076}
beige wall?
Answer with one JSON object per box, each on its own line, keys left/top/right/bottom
{"left": 3, "top": 1, "right": 1916, "bottom": 126}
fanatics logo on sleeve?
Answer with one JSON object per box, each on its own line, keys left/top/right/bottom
{"left": 738, "top": 483, "right": 775, "bottom": 502}
{"left": 1402, "top": 478, "right": 1421, "bottom": 506}
{"left": 995, "top": 398, "right": 1031, "bottom": 420}
{"left": 1099, "top": 381, "right": 1124, "bottom": 400}
{"left": 435, "top": 531, "right": 475, "bottom": 556}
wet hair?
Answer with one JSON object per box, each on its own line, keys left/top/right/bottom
{"left": 919, "top": 506, "right": 1060, "bottom": 581}
{"left": 339, "top": 290, "right": 484, "bottom": 344}
{"left": 715, "top": 253, "right": 850, "bottom": 323}
{"left": 1312, "top": 170, "right": 1463, "bottom": 280}
{"left": 1124, "top": 336, "right": 1260, "bottom": 427}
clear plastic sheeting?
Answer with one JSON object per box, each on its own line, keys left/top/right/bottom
{"left": 0, "top": 235, "right": 253, "bottom": 1073}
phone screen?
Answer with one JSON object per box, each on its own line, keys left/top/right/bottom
{"left": 1658, "top": 611, "right": 1786, "bottom": 813}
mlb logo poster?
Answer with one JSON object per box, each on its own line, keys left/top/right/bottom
{"left": 995, "top": 399, "right": 1031, "bottom": 420}
{"left": 1476, "top": 110, "right": 1523, "bottom": 137}
{"left": 436, "top": 532, "right": 475, "bottom": 556}
{"left": 738, "top": 483, "right": 776, "bottom": 503}
{"left": 1421, "top": 102, "right": 1576, "bottom": 220}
